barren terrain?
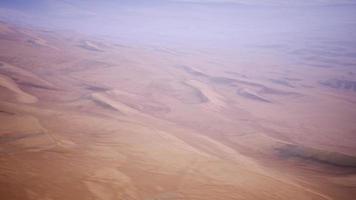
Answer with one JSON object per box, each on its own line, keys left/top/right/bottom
{"left": 0, "top": 18, "right": 356, "bottom": 200}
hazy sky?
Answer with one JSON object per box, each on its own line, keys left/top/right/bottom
{"left": 1, "top": 0, "right": 356, "bottom": 11}
{"left": 1, "top": 0, "right": 356, "bottom": 67}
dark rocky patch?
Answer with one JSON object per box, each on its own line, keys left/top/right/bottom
{"left": 269, "top": 79, "right": 295, "bottom": 88}
{"left": 91, "top": 98, "right": 120, "bottom": 113}
{"left": 209, "top": 76, "right": 238, "bottom": 86}
{"left": 260, "top": 87, "right": 300, "bottom": 96}
{"left": 320, "top": 79, "right": 356, "bottom": 92}
{"left": 20, "top": 82, "right": 57, "bottom": 90}
{"left": 275, "top": 144, "right": 356, "bottom": 169}
{"left": 78, "top": 44, "right": 103, "bottom": 52}
{"left": 26, "top": 39, "right": 40, "bottom": 47}
{"left": 174, "top": 65, "right": 209, "bottom": 78}
{"left": 85, "top": 85, "right": 110, "bottom": 92}
{"left": 236, "top": 90, "right": 271, "bottom": 103}
{"left": 0, "top": 110, "right": 14, "bottom": 115}
{"left": 0, "top": 132, "right": 44, "bottom": 144}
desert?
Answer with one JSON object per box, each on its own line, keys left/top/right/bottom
{"left": 1, "top": 1, "right": 356, "bottom": 200}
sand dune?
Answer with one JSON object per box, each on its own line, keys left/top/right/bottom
{"left": 91, "top": 92, "right": 144, "bottom": 115}
{"left": 0, "top": 74, "right": 38, "bottom": 103}
{"left": 236, "top": 88, "right": 272, "bottom": 103}
{"left": 0, "top": 21, "right": 355, "bottom": 200}
{"left": 186, "top": 80, "right": 226, "bottom": 108}
{"left": 0, "top": 61, "right": 56, "bottom": 89}
{"left": 0, "top": 114, "right": 56, "bottom": 153}
{"left": 176, "top": 64, "right": 301, "bottom": 104}
{"left": 79, "top": 40, "right": 105, "bottom": 52}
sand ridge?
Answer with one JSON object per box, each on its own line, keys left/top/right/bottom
{"left": 0, "top": 21, "right": 355, "bottom": 200}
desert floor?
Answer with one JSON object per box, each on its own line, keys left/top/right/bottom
{"left": 1, "top": 21, "right": 356, "bottom": 200}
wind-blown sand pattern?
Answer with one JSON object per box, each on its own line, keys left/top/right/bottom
{"left": 0, "top": 74, "right": 38, "bottom": 103}
{"left": 186, "top": 80, "right": 226, "bottom": 109}
{"left": 79, "top": 40, "right": 105, "bottom": 52}
{"left": 1, "top": 8, "right": 356, "bottom": 200}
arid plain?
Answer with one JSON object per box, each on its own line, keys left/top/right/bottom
{"left": 1, "top": 19, "right": 356, "bottom": 200}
